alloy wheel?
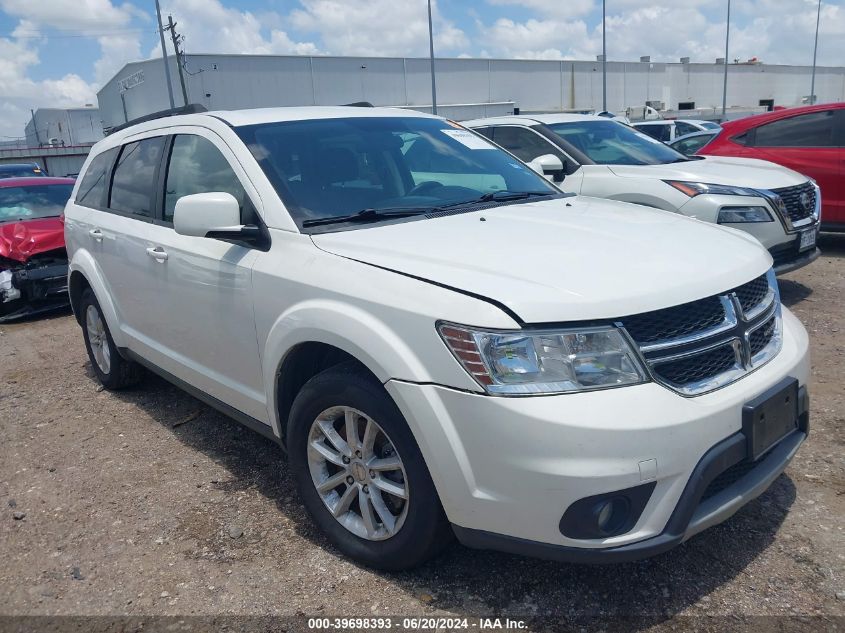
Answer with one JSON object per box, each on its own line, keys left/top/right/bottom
{"left": 85, "top": 304, "right": 111, "bottom": 374}
{"left": 307, "top": 406, "right": 409, "bottom": 541}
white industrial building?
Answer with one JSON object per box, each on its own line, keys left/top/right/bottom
{"left": 24, "top": 107, "right": 104, "bottom": 147}
{"left": 0, "top": 107, "right": 105, "bottom": 177}
{"left": 98, "top": 53, "right": 845, "bottom": 130}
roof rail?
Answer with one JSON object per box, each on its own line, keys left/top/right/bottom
{"left": 106, "top": 103, "right": 208, "bottom": 135}
{"left": 342, "top": 101, "right": 374, "bottom": 108}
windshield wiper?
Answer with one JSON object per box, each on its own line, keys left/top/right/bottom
{"left": 302, "top": 191, "right": 557, "bottom": 228}
{"left": 302, "top": 207, "right": 430, "bottom": 228}
{"left": 476, "top": 190, "right": 557, "bottom": 203}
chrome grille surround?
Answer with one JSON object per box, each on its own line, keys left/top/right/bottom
{"left": 618, "top": 270, "right": 782, "bottom": 396}
{"left": 771, "top": 181, "right": 817, "bottom": 224}
{"left": 759, "top": 181, "right": 821, "bottom": 232}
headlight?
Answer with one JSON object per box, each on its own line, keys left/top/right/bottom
{"left": 717, "top": 206, "right": 773, "bottom": 223}
{"left": 665, "top": 181, "right": 760, "bottom": 197}
{"left": 438, "top": 323, "right": 647, "bottom": 395}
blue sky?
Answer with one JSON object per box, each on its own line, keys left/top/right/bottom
{"left": 1, "top": 0, "right": 842, "bottom": 138}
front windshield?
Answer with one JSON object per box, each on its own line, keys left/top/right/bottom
{"left": 548, "top": 120, "right": 689, "bottom": 166}
{"left": 0, "top": 184, "right": 73, "bottom": 222}
{"left": 236, "top": 116, "right": 559, "bottom": 229}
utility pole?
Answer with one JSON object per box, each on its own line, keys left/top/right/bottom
{"left": 427, "top": 0, "right": 438, "bottom": 115}
{"left": 602, "top": 0, "right": 607, "bottom": 112}
{"left": 155, "top": 0, "right": 175, "bottom": 109}
{"left": 810, "top": 0, "right": 822, "bottom": 105}
{"left": 167, "top": 15, "right": 189, "bottom": 106}
{"left": 721, "top": 0, "right": 731, "bottom": 120}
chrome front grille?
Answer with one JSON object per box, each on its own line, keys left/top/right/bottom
{"left": 618, "top": 271, "right": 782, "bottom": 396}
{"left": 771, "top": 182, "right": 816, "bottom": 224}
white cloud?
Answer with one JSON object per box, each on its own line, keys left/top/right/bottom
{"left": 0, "top": 33, "right": 95, "bottom": 138}
{"left": 289, "top": 0, "right": 468, "bottom": 56}
{"left": 477, "top": 17, "right": 594, "bottom": 59}
{"left": 477, "top": 0, "right": 844, "bottom": 66}
{"left": 0, "top": 0, "right": 140, "bottom": 31}
{"left": 0, "top": 0, "right": 144, "bottom": 138}
{"left": 485, "top": 0, "right": 595, "bottom": 19}
{"left": 156, "top": 0, "right": 320, "bottom": 56}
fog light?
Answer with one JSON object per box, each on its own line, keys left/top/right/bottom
{"left": 593, "top": 497, "right": 630, "bottom": 535}
{"left": 559, "top": 482, "right": 656, "bottom": 540}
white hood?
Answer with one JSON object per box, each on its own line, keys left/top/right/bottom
{"left": 608, "top": 156, "right": 808, "bottom": 190}
{"left": 312, "top": 197, "right": 772, "bottom": 324}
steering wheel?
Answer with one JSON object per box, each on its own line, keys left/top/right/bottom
{"left": 407, "top": 181, "right": 444, "bottom": 196}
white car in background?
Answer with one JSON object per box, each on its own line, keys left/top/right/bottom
{"left": 464, "top": 114, "right": 820, "bottom": 274}
{"left": 633, "top": 119, "right": 721, "bottom": 143}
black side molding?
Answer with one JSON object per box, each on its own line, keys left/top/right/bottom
{"left": 123, "top": 349, "right": 283, "bottom": 448}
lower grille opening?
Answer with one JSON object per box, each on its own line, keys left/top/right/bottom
{"left": 700, "top": 460, "right": 757, "bottom": 502}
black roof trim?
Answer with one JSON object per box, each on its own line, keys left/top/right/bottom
{"left": 106, "top": 104, "right": 208, "bottom": 135}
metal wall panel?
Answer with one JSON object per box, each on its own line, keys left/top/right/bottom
{"left": 96, "top": 54, "right": 845, "bottom": 130}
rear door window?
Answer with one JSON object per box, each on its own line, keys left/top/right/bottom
{"left": 109, "top": 137, "right": 166, "bottom": 217}
{"left": 76, "top": 148, "right": 117, "bottom": 209}
{"left": 491, "top": 126, "right": 566, "bottom": 163}
{"left": 636, "top": 125, "right": 670, "bottom": 142}
{"left": 753, "top": 110, "right": 836, "bottom": 147}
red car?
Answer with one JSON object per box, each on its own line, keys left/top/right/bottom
{"left": 0, "top": 177, "right": 74, "bottom": 321}
{"left": 700, "top": 103, "right": 844, "bottom": 231}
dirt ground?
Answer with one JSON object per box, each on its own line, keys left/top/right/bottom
{"left": 1, "top": 234, "right": 843, "bottom": 630}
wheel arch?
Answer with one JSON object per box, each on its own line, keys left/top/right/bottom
{"left": 67, "top": 251, "right": 126, "bottom": 347}
{"left": 275, "top": 342, "right": 380, "bottom": 447}
{"left": 262, "top": 300, "right": 435, "bottom": 444}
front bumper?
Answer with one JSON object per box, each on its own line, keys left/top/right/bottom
{"left": 678, "top": 193, "right": 820, "bottom": 274}
{"left": 386, "top": 309, "right": 809, "bottom": 560}
{"left": 0, "top": 261, "right": 69, "bottom": 322}
{"left": 454, "top": 405, "right": 806, "bottom": 563}
{"left": 770, "top": 244, "right": 820, "bottom": 275}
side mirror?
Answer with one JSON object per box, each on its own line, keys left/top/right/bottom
{"left": 174, "top": 192, "right": 260, "bottom": 243}
{"left": 528, "top": 154, "right": 565, "bottom": 183}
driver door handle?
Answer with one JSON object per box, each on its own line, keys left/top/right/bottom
{"left": 88, "top": 228, "right": 103, "bottom": 242}
{"left": 146, "top": 246, "right": 168, "bottom": 262}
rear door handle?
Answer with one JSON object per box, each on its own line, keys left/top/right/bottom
{"left": 89, "top": 228, "right": 103, "bottom": 242}
{"left": 146, "top": 246, "right": 168, "bottom": 262}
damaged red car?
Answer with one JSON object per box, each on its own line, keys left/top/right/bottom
{"left": 0, "top": 177, "right": 74, "bottom": 321}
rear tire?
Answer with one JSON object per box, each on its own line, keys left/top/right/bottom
{"left": 80, "top": 288, "right": 141, "bottom": 390}
{"left": 288, "top": 362, "right": 452, "bottom": 570}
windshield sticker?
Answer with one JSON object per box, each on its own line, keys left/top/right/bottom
{"left": 441, "top": 129, "right": 495, "bottom": 150}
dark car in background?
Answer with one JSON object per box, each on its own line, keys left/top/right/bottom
{"left": 0, "top": 163, "right": 47, "bottom": 179}
{"left": 0, "top": 177, "right": 74, "bottom": 321}
{"left": 668, "top": 130, "right": 718, "bottom": 156}
{"left": 700, "top": 103, "right": 844, "bottom": 231}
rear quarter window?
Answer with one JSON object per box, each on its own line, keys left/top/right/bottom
{"left": 76, "top": 148, "right": 118, "bottom": 208}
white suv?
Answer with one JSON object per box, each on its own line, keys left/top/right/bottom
{"left": 464, "top": 114, "right": 821, "bottom": 274}
{"left": 64, "top": 106, "right": 810, "bottom": 570}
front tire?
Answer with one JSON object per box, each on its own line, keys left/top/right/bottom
{"left": 80, "top": 288, "right": 141, "bottom": 390}
{"left": 288, "top": 362, "right": 452, "bottom": 570}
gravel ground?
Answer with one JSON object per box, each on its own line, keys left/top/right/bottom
{"left": 0, "top": 235, "right": 843, "bottom": 630}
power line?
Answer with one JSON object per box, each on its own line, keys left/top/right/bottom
{"left": 2, "top": 29, "right": 154, "bottom": 39}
